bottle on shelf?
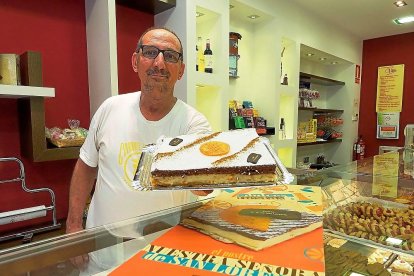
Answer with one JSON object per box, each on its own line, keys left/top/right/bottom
{"left": 197, "top": 36, "right": 204, "bottom": 72}
{"left": 279, "top": 118, "right": 286, "bottom": 140}
{"left": 281, "top": 74, "right": 288, "bottom": 85}
{"left": 204, "top": 38, "right": 213, "bottom": 73}
{"left": 196, "top": 44, "right": 198, "bottom": 71}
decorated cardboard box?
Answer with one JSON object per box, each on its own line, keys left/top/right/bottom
{"left": 111, "top": 185, "right": 325, "bottom": 276}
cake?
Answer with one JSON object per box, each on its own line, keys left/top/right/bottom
{"left": 181, "top": 185, "right": 323, "bottom": 251}
{"left": 150, "top": 128, "right": 279, "bottom": 187}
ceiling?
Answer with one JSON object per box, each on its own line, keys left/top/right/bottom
{"left": 290, "top": 0, "right": 414, "bottom": 40}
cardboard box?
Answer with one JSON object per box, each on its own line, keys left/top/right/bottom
{"left": 0, "top": 54, "right": 20, "bottom": 85}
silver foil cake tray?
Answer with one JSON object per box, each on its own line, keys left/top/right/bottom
{"left": 131, "top": 137, "right": 294, "bottom": 191}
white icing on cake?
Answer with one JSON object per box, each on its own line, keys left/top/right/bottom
{"left": 151, "top": 129, "right": 275, "bottom": 172}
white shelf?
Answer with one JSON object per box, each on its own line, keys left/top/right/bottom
{"left": 279, "top": 84, "right": 297, "bottom": 96}
{"left": 0, "top": 84, "right": 55, "bottom": 98}
{"left": 195, "top": 71, "right": 222, "bottom": 88}
{"left": 276, "top": 138, "right": 295, "bottom": 148}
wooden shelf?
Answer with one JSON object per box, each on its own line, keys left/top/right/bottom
{"left": 116, "top": 0, "right": 176, "bottom": 14}
{"left": 299, "top": 72, "right": 345, "bottom": 86}
{"left": 0, "top": 85, "right": 55, "bottom": 98}
{"left": 19, "top": 97, "right": 81, "bottom": 162}
{"left": 297, "top": 139, "right": 342, "bottom": 147}
{"left": 17, "top": 51, "right": 80, "bottom": 162}
{"left": 298, "top": 107, "right": 344, "bottom": 113}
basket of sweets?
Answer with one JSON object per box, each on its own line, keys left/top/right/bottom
{"left": 46, "top": 119, "right": 88, "bottom": 148}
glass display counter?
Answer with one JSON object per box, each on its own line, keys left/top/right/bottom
{"left": 0, "top": 149, "right": 414, "bottom": 275}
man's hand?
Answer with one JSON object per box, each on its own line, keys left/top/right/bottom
{"left": 191, "top": 190, "right": 213, "bottom": 196}
{"left": 66, "top": 223, "right": 89, "bottom": 270}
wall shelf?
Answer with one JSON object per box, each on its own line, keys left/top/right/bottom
{"left": 299, "top": 72, "right": 345, "bottom": 86}
{"left": 299, "top": 107, "right": 344, "bottom": 113}
{"left": 17, "top": 52, "right": 80, "bottom": 162}
{"left": 297, "top": 139, "right": 342, "bottom": 147}
{"left": 0, "top": 85, "right": 55, "bottom": 98}
{"left": 116, "top": 0, "right": 176, "bottom": 14}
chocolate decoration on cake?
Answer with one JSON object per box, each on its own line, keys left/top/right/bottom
{"left": 247, "top": 153, "right": 261, "bottom": 164}
{"left": 169, "top": 138, "right": 183, "bottom": 146}
{"left": 239, "top": 209, "right": 302, "bottom": 220}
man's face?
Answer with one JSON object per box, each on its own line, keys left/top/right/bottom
{"left": 132, "top": 29, "right": 185, "bottom": 93}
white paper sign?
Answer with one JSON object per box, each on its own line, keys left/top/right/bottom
{"left": 377, "top": 112, "right": 399, "bottom": 139}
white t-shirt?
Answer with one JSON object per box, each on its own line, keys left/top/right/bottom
{"left": 80, "top": 92, "right": 211, "bottom": 229}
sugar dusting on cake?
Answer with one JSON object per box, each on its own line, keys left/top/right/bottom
{"left": 151, "top": 129, "right": 275, "bottom": 172}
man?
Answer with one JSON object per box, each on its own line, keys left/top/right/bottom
{"left": 66, "top": 27, "right": 211, "bottom": 251}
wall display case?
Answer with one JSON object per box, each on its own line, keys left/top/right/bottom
{"left": 1, "top": 149, "right": 414, "bottom": 275}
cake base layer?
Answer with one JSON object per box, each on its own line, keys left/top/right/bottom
{"left": 151, "top": 172, "right": 277, "bottom": 187}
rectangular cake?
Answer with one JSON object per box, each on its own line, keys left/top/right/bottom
{"left": 181, "top": 185, "right": 323, "bottom": 251}
{"left": 150, "top": 129, "right": 278, "bottom": 187}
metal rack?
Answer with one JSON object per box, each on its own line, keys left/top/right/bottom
{"left": 0, "top": 157, "right": 61, "bottom": 242}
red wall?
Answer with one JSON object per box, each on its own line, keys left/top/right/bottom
{"left": 359, "top": 32, "right": 414, "bottom": 157}
{"left": 0, "top": 1, "right": 153, "bottom": 234}
{"left": 116, "top": 5, "right": 153, "bottom": 93}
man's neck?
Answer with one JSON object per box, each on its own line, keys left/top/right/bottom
{"left": 139, "top": 90, "right": 177, "bottom": 121}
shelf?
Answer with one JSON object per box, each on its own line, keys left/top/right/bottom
{"left": 195, "top": 71, "right": 222, "bottom": 88}
{"left": 19, "top": 97, "right": 81, "bottom": 162}
{"left": 299, "top": 72, "right": 345, "bottom": 86}
{"left": 0, "top": 84, "right": 55, "bottom": 98}
{"left": 298, "top": 107, "right": 344, "bottom": 113}
{"left": 297, "top": 139, "right": 342, "bottom": 147}
{"left": 17, "top": 51, "right": 80, "bottom": 162}
{"left": 116, "top": 0, "right": 176, "bottom": 14}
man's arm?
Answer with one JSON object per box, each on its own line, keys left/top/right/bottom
{"left": 66, "top": 158, "right": 97, "bottom": 234}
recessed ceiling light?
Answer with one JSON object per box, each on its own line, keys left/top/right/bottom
{"left": 319, "top": 57, "right": 326, "bottom": 61}
{"left": 394, "top": 1, "right": 407, "bottom": 7}
{"left": 196, "top": 12, "right": 204, "bottom": 17}
{"left": 306, "top": 53, "right": 314, "bottom": 56}
{"left": 394, "top": 16, "right": 414, "bottom": 24}
{"left": 247, "top": 15, "right": 260, "bottom": 19}
{"left": 331, "top": 61, "right": 338, "bottom": 64}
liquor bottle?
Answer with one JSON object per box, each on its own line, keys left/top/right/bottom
{"left": 279, "top": 118, "right": 286, "bottom": 140}
{"left": 204, "top": 39, "right": 213, "bottom": 73}
{"left": 197, "top": 37, "right": 205, "bottom": 72}
{"left": 196, "top": 43, "right": 198, "bottom": 71}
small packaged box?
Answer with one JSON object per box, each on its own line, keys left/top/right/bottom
{"left": 0, "top": 54, "right": 20, "bottom": 85}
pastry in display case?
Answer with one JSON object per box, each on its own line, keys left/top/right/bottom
{"left": 312, "top": 148, "right": 414, "bottom": 275}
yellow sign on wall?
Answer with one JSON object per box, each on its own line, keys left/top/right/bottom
{"left": 376, "top": 64, "right": 404, "bottom": 112}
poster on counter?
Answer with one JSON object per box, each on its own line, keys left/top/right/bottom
{"left": 377, "top": 112, "right": 399, "bottom": 139}
{"left": 376, "top": 64, "right": 404, "bottom": 112}
{"left": 372, "top": 151, "right": 399, "bottom": 198}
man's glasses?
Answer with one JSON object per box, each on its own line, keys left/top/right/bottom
{"left": 139, "top": 45, "right": 182, "bottom": 63}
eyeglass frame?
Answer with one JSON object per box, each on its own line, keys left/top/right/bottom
{"left": 137, "top": 44, "right": 183, "bottom": 63}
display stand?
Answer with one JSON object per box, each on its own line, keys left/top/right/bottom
{"left": 0, "top": 157, "right": 60, "bottom": 242}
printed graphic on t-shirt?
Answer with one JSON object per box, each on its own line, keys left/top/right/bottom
{"left": 118, "top": 142, "right": 143, "bottom": 189}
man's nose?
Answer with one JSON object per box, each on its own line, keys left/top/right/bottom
{"left": 153, "top": 52, "right": 166, "bottom": 69}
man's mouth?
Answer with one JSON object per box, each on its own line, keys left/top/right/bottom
{"left": 147, "top": 69, "right": 169, "bottom": 79}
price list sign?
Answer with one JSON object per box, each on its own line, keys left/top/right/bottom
{"left": 376, "top": 64, "right": 404, "bottom": 112}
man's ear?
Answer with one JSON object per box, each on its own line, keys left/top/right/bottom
{"left": 132, "top": 52, "right": 138, "bottom": 72}
{"left": 178, "top": 63, "right": 185, "bottom": 80}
